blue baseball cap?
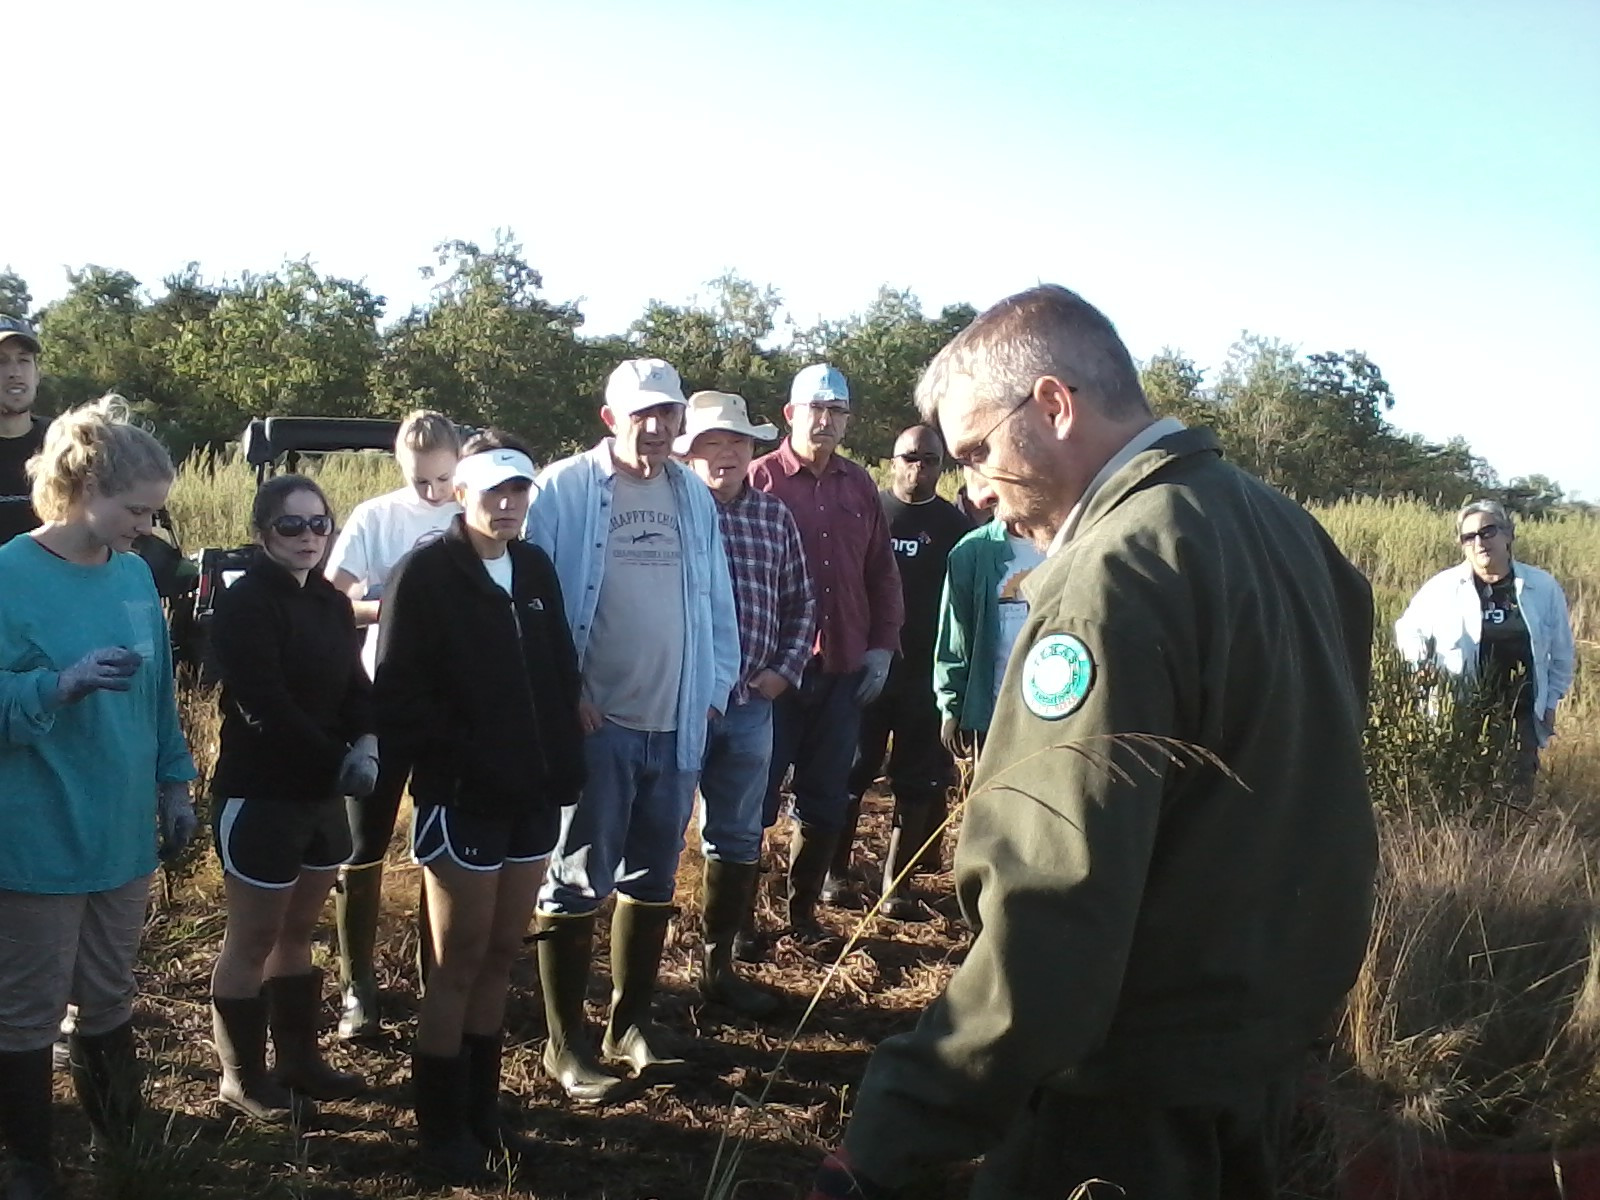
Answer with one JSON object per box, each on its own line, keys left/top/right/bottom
{"left": 790, "top": 363, "right": 850, "bottom": 408}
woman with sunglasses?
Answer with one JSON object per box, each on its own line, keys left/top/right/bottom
{"left": 208, "top": 475, "right": 376, "bottom": 1125}
{"left": 1395, "top": 498, "right": 1575, "bottom": 780}
{"left": 374, "top": 432, "right": 584, "bottom": 1182}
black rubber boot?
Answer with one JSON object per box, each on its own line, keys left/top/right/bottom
{"left": 911, "top": 792, "right": 950, "bottom": 877}
{"left": 0, "top": 1047, "right": 59, "bottom": 1200}
{"left": 211, "top": 995, "right": 312, "bottom": 1125}
{"left": 462, "top": 1031, "right": 537, "bottom": 1166}
{"left": 602, "top": 901, "right": 686, "bottom": 1073}
{"left": 264, "top": 970, "right": 365, "bottom": 1101}
{"left": 535, "top": 913, "right": 628, "bottom": 1104}
{"left": 68, "top": 1019, "right": 142, "bottom": 1157}
{"left": 788, "top": 822, "right": 840, "bottom": 943}
{"left": 335, "top": 863, "right": 383, "bottom": 1040}
{"left": 698, "top": 860, "right": 781, "bottom": 1019}
{"left": 880, "top": 799, "right": 934, "bottom": 923}
{"left": 412, "top": 1050, "right": 495, "bottom": 1185}
{"left": 819, "top": 795, "right": 865, "bottom": 907}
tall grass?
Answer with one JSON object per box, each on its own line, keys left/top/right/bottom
{"left": 166, "top": 450, "right": 395, "bottom": 551}
{"left": 1340, "top": 809, "right": 1600, "bottom": 1153}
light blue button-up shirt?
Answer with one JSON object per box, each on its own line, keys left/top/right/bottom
{"left": 526, "top": 440, "right": 739, "bottom": 771}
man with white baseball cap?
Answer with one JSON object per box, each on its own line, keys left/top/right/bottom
{"left": 524, "top": 359, "right": 739, "bottom": 1102}
{"left": 0, "top": 315, "right": 47, "bottom": 545}
{"left": 749, "top": 364, "right": 904, "bottom": 945}
{"left": 675, "top": 392, "right": 815, "bottom": 1017}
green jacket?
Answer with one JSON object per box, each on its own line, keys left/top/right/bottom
{"left": 843, "top": 427, "right": 1377, "bottom": 1186}
{"left": 933, "top": 518, "right": 1013, "bottom": 735}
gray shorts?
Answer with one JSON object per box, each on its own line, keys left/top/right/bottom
{"left": 0, "top": 875, "right": 151, "bottom": 1053}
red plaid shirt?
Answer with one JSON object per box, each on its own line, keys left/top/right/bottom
{"left": 716, "top": 484, "right": 817, "bottom": 701}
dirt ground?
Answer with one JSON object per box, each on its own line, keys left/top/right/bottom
{"left": 46, "top": 790, "right": 986, "bottom": 1200}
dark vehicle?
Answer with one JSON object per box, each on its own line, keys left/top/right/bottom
{"left": 154, "top": 418, "right": 406, "bottom": 677}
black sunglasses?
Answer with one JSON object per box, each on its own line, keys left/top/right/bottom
{"left": 270, "top": 514, "right": 334, "bottom": 538}
{"left": 1459, "top": 524, "right": 1502, "bottom": 544}
{"left": 896, "top": 452, "right": 942, "bottom": 466}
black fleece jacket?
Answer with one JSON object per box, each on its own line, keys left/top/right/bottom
{"left": 212, "top": 550, "right": 372, "bottom": 803}
{"left": 373, "top": 518, "right": 586, "bottom": 818}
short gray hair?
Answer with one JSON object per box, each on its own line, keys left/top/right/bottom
{"left": 915, "top": 284, "right": 1151, "bottom": 424}
{"left": 1457, "top": 498, "right": 1514, "bottom": 539}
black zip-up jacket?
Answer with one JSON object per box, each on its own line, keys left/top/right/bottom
{"left": 373, "top": 518, "right": 585, "bottom": 817}
{"left": 212, "top": 550, "right": 372, "bottom": 803}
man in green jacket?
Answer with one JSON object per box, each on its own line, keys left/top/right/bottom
{"left": 808, "top": 285, "right": 1376, "bottom": 1200}
{"left": 933, "top": 516, "right": 1046, "bottom": 755}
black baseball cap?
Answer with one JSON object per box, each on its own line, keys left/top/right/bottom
{"left": 0, "top": 315, "right": 39, "bottom": 353}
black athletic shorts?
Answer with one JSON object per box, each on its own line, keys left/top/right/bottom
{"left": 411, "top": 803, "right": 558, "bottom": 872}
{"left": 215, "top": 796, "right": 352, "bottom": 889}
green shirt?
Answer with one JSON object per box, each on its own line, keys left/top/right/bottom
{"left": 0, "top": 536, "right": 195, "bottom": 893}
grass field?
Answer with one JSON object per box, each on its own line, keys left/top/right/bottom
{"left": 67, "top": 453, "right": 1598, "bottom": 1199}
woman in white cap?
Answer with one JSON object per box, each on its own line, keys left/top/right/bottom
{"left": 325, "top": 410, "right": 462, "bottom": 1038}
{"left": 1395, "top": 498, "right": 1575, "bottom": 781}
{"left": 374, "top": 431, "right": 586, "bottom": 1183}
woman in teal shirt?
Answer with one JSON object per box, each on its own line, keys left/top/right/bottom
{"left": 0, "top": 398, "right": 196, "bottom": 1199}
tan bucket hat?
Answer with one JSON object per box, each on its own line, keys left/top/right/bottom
{"left": 672, "top": 390, "right": 780, "bottom": 454}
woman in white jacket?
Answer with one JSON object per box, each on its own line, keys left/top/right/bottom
{"left": 1394, "top": 499, "right": 1575, "bottom": 777}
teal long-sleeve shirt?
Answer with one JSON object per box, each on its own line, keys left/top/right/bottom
{"left": 0, "top": 535, "right": 196, "bottom": 894}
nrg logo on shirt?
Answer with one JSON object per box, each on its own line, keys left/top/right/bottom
{"left": 892, "top": 532, "right": 933, "bottom": 558}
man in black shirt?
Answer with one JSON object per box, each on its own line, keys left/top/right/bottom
{"left": 0, "top": 316, "right": 46, "bottom": 545}
{"left": 834, "top": 424, "right": 972, "bottom": 920}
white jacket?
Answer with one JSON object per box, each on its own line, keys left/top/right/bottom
{"left": 1394, "top": 560, "right": 1575, "bottom": 746}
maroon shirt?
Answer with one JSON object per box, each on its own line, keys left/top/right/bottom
{"left": 749, "top": 439, "right": 903, "bottom": 675}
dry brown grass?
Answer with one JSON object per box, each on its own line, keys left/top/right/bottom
{"left": 1335, "top": 808, "right": 1600, "bottom": 1160}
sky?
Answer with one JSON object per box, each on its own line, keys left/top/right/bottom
{"left": 9, "top": 0, "right": 1599, "bottom": 496}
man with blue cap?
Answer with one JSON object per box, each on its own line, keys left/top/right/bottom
{"left": 749, "top": 364, "right": 904, "bottom": 946}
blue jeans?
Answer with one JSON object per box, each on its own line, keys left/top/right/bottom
{"left": 697, "top": 696, "right": 773, "bottom": 864}
{"left": 762, "top": 659, "right": 865, "bottom": 832}
{"left": 538, "top": 721, "right": 700, "bottom": 916}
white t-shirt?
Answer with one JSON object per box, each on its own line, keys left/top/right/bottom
{"left": 326, "top": 485, "right": 462, "bottom": 676}
{"left": 994, "top": 533, "right": 1047, "bottom": 708}
{"left": 584, "top": 471, "right": 685, "bottom": 732}
{"left": 483, "top": 551, "right": 513, "bottom": 595}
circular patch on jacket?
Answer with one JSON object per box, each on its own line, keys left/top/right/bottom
{"left": 1021, "top": 633, "right": 1095, "bottom": 720}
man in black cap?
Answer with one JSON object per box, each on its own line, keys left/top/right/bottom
{"left": 0, "top": 316, "right": 45, "bottom": 545}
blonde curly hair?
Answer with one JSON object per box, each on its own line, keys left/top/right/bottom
{"left": 27, "top": 395, "right": 175, "bottom": 522}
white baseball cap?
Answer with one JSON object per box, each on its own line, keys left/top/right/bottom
{"left": 605, "top": 358, "right": 687, "bottom": 416}
{"left": 790, "top": 363, "right": 850, "bottom": 408}
{"left": 672, "top": 391, "right": 780, "bottom": 455}
{"left": 454, "top": 448, "right": 536, "bottom": 493}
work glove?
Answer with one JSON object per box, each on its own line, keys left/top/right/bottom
{"left": 808, "top": 1149, "right": 897, "bottom": 1200}
{"left": 157, "top": 780, "right": 198, "bottom": 862}
{"left": 336, "top": 734, "right": 381, "bottom": 798}
{"left": 54, "top": 647, "right": 143, "bottom": 706}
{"left": 856, "top": 648, "right": 894, "bottom": 706}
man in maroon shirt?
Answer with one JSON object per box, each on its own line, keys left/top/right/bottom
{"left": 748, "top": 364, "right": 904, "bottom": 944}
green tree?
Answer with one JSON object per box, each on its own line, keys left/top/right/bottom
{"left": 374, "top": 233, "right": 593, "bottom": 457}
{"left": 1141, "top": 350, "right": 1217, "bottom": 428}
{"left": 0, "top": 268, "right": 31, "bottom": 319}
{"left": 34, "top": 266, "right": 154, "bottom": 416}
{"left": 626, "top": 273, "right": 793, "bottom": 423}
{"left": 167, "top": 259, "right": 384, "bottom": 444}
{"left": 791, "top": 287, "right": 976, "bottom": 461}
